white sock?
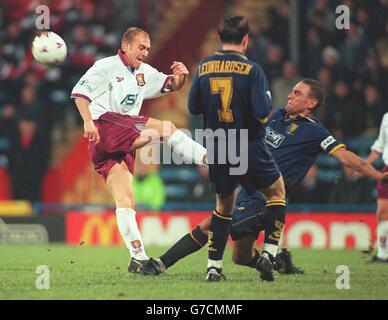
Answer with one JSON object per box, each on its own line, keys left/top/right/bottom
{"left": 207, "top": 259, "right": 223, "bottom": 270}
{"left": 377, "top": 220, "right": 388, "bottom": 260}
{"left": 166, "top": 130, "right": 207, "bottom": 165}
{"left": 115, "top": 208, "right": 148, "bottom": 260}
{"left": 263, "top": 243, "right": 278, "bottom": 257}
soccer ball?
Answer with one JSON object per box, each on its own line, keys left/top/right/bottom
{"left": 32, "top": 31, "right": 67, "bottom": 66}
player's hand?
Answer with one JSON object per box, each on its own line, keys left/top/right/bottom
{"left": 83, "top": 120, "right": 100, "bottom": 144}
{"left": 170, "top": 61, "right": 189, "bottom": 90}
{"left": 381, "top": 172, "right": 388, "bottom": 183}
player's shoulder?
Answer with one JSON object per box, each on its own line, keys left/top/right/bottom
{"left": 270, "top": 108, "right": 286, "bottom": 120}
{"left": 381, "top": 112, "right": 388, "bottom": 124}
{"left": 246, "top": 58, "right": 265, "bottom": 76}
{"left": 139, "top": 62, "right": 159, "bottom": 74}
{"left": 93, "top": 55, "right": 121, "bottom": 71}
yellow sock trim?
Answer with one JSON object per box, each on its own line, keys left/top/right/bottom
{"left": 266, "top": 199, "right": 286, "bottom": 207}
{"left": 189, "top": 232, "right": 203, "bottom": 247}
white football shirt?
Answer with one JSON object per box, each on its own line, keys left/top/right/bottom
{"left": 71, "top": 50, "right": 172, "bottom": 119}
{"left": 371, "top": 112, "right": 388, "bottom": 165}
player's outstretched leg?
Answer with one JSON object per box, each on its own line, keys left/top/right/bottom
{"left": 135, "top": 118, "right": 207, "bottom": 166}
{"left": 139, "top": 224, "right": 208, "bottom": 275}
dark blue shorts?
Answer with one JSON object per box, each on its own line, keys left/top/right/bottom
{"left": 230, "top": 188, "right": 266, "bottom": 240}
{"left": 209, "top": 139, "right": 281, "bottom": 198}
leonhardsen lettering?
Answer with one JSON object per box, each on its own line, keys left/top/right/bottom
{"left": 199, "top": 60, "right": 253, "bottom": 76}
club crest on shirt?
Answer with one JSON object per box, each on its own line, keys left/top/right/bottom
{"left": 136, "top": 73, "right": 146, "bottom": 86}
{"left": 287, "top": 123, "right": 298, "bottom": 135}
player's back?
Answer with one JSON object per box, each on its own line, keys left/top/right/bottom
{"left": 189, "top": 50, "right": 272, "bottom": 140}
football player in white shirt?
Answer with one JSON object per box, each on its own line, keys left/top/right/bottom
{"left": 368, "top": 113, "right": 388, "bottom": 263}
{"left": 71, "top": 27, "right": 207, "bottom": 272}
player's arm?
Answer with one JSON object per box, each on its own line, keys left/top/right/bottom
{"left": 71, "top": 62, "right": 106, "bottom": 143}
{"left": 367, "top": 150, "right": 382, "bottom": 164}
{"left": 250, "top": 65, "right": 272, "bottom": 125}
{"left": 366, "top": 113, "right": 387, "bottom": 164}
{"left": 74, "top": 98, "right": 100, "bottom": 143}
{"left": 331, "top": 147, "right": 387, "bottom": 181}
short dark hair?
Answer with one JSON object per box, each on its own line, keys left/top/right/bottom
{"left": 301, "top": 78, "right": 326, "bottom": 111}
{"left": 218, "top": 16, "right": 249, "bottom": 44}
{"left": 122, "top": 27, "right": 149, "bottom": 44}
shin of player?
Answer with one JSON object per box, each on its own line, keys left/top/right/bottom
{"left": 206, "top": 193, "right": 235, "bottom": 279}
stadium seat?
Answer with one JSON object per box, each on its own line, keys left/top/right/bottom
{"left": 0, "top": 137, "right": 10, "bottom": 151}
{"left": 160, "top": 165, "right": 199, "bottom": 182}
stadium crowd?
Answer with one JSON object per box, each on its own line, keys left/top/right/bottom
{"left": 0, "top": 0, "right": 387, "bottom": 206}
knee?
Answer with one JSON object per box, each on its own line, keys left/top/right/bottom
{"left": 198, "top": 217, "right": 211, "bottom": 235}
{"left": 115, "top": 195, "right": 134, "bottom": 209}
{"left": 378, "top": 208, "right": 388, "bottom": 221}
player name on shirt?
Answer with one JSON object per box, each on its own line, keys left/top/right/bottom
{"left": 198, "top": 60, "right": 253, "bottom": 76}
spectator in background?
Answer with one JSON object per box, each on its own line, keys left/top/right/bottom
{"left": 361, "top": 85, "right": 385, "bottom": 138}
{"left": 321, "top": 46, "right": 349, "bottom": 83}
{"left": 315, "top": 66, "right": 333, "bottom": 119}
{"left": 307, "top": 0, "right": 336, "bottom": 34}
{"left": 271, "top": 60, "right": 302, "bottom": 109}
{"left": 7, "top": 114, "right": 50, "bottom": 201}
{"left": 324, "top": 80, "right": 364, "bottom": 139}
{"left": 133, "top": 158, "right": 166, "bottom": 211}
{"left": 17, "top": 85, "right": 49, "bottom": 131}
{"left": 265, "top": 0, "right": 289, "bottom": 55}
{"left": 310, "top": 11, "right": 333, "bottom": 48}
{"left": 246, "top": 21, "right": 269, "bottom": 65}
{"left": 376, "top": 19, "right": 388, "bottom": 69}
{"left": 357, "top": 52, "right": 387, "bottom": 98}
{"left": 304, "top": 27, "right": 323, "bottom": 77}
{"left": 288, "top": 164, "right": 331, "bottom": 204}
{"left": 263, "top": 43, "right": 284, "bottom": 82}
{"left": 328, "top": 166, "right": 375, "bottom": 204}
{"left": 339, "top": 21, "right": 369, "bottom": 71}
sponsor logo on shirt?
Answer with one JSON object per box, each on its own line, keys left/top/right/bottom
{"left": 116, "top": 76, "right": 124, "bottom": 82}
{"left": 120, "top": 93, "right": 139, "bottom": 112}
{"left": 287, "top": 123, "right": 299, "bottom": 135}
{"left": 265, "top": 126, "right": 285, "bottom": 148}
{"left": 136, "top": 73, "right": 146, "bottom": 86}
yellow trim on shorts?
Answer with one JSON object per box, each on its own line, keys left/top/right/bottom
{"left": 259, "top": 117, "right": 269, "bottom": 124}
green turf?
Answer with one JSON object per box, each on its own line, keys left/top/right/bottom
{"left": 0, "top": 244, "right": 387, "bottom": 300}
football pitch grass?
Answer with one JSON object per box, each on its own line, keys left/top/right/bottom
{"left": 1, "top": 244, "right": 387, "bottom": 300}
